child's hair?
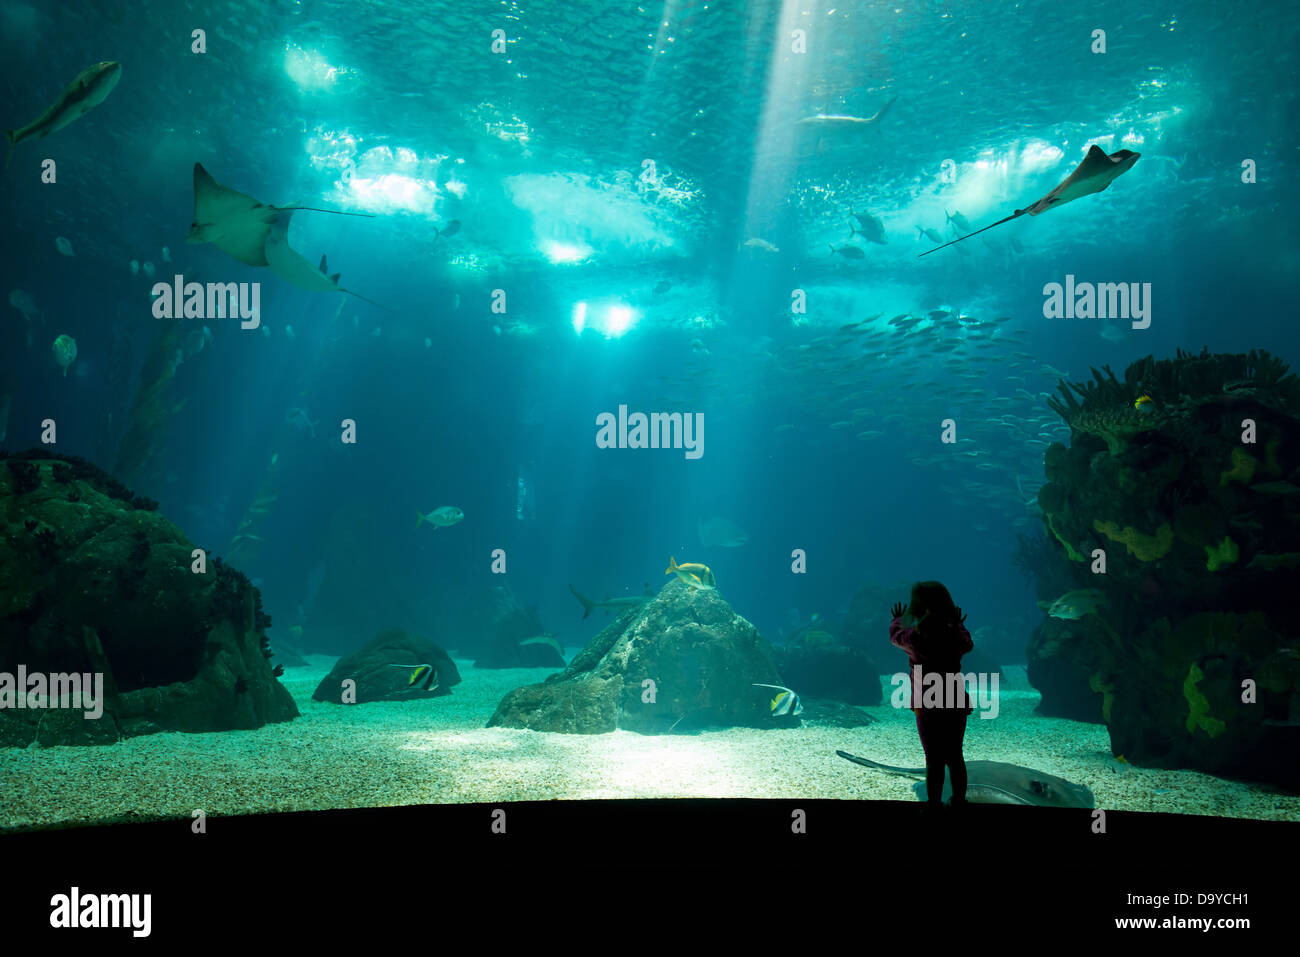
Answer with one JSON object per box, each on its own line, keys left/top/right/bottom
{"left": 909, "top": 580, "right": 958, "bottom": 632}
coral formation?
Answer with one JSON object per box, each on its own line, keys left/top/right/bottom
{"left": 1092, "top": 520, "right": 1174, "bottom": 561}
{"left": 1028, "top": 349, "right": 1300, "bottom": 789}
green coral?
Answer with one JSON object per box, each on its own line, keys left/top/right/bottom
{"left": 1204, "top": 536, "right": 1239, "bottom": 572}
{"left": 1183, "top": 662, "right": 1226, "bottom": 737}
{"left": 1093, "top": 519, "right": 1174, "bottom": 561}
{"left": 1047, "top": 515, "right": 1084, "bottom": 561}
{"left": 1089, "top": 672, "right": 1116, "bottom": 723}
{"left": 1219, "top": 447, "right": 1258, "bottom": 486}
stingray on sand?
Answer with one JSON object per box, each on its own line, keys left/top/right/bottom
{"left": 918, "top": 145, "right": 1140, "bottom": 257}
{"left": 836, "top": 750, "right": 1095, "bottom": 808}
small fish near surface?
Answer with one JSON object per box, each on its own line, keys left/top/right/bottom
{"left": 754, "top": 682, "right": 804, "bottom": 717}
{"left": 416, "top": 505, "right": 464, "bottom": 530}
{"left": 829, "top": 243, "right": 866, "bottom": 260}
{"left": 740, "top": 237, "right": 779, "bottom": 254}
{"left": 836, "top": 751, "right": 1095, "bottom": 808}
{"left": 919, "top": 145, "right": 1140, "bottom": 257}
{"left": 666, "top": 555, "right": 716, "bottom": 590}
{"left": 7, "top": 61, "right": 121, "bottom": 168}
{"left": 434, "top": 219, "right": 461, "bottom": 239}
{"left": 797, "top": 95, "right": 896, "bottom": 128}
{"left": 568, "top": 584, "right": 652, "bottom": 619}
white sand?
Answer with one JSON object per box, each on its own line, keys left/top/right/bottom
{"left": 2, "top": 656, "right": 1297, "bottom": 829}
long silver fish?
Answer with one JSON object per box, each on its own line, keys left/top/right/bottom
{"left": 7, "top": 61, "right": 121, "bottom": 168}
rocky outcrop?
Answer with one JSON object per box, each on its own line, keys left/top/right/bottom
{"left": 488, "top": 579, "right": 785, "bottom": 733}
{"left": 311, "top": 628, "right": 461, "bottom": 703}
{"left": 1028, "top": 350, "right": 1300, "bottom": 788}
{"left": 472, "top": 585, "right": 563, "bottom": 668}
{"left": 0, "top": 450, "right": 298, "bottom": 746}
{"left": 773, "top": 644, "right": 882, "bottom": 705}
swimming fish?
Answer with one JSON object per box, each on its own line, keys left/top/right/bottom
{"left": 264, "top": 208, "right": 388, "bottom": 308}
{"left": 798, "top": 96, "right": 896, "bottom": 127}
{"left": 391, "top": 663, "right": 439, "bottom": 692}
{"left": 919, "top": 145, "right": 1141, "bottom": 257}
{"left": 55, "top": 237, "right": 74, "bottom": 257}
{"left": 434, "top": 219, "right": 460, "bottom": 239}
{"left": 129, "top": 259, "right": 139, "bottom": 275}
{"left": 517, "top": 634, "right": 564, "bottom": 657}
{"left": 666, "top": 555, "right": 715, "bottom": 590}
{"left": 416, "top": 506, "right": 464, "bottom": 530}
{"left": 1134, "top": 394, "right": 1154, "bottom": 413}
{"left": 187, "top": 162, "right": 375, "bottom": 269}
{"left": 1039, "top": 588, "right": 1107, "bottom": 620}
{"left": 142, "top": 261, "right": 156, "bottom": 278}
{"left": 829, "top": 244, "right": 866, "bottom": 259}
{"left": 653, "top": 280, "right": 672, "bottom": 295}
{"left": 849, "top": 209, "right": 888, "bottom": 245}
{"left": 7, "top": 61, "right": 121, "bottom": 168}
{"left": 754, "top": 683, "right": 804, "bottom": 717}
{"left": 161, "top": 246, "right": 171, "bottom": 263}
{"left": 916, "top": 226, "right": 945, "bottom": 244}
{"left": 946, "top": 209, "right": 972, "bottom": 234}
{"left": 568, "top": 585, "right": 652, "bottom": 619}
{"left": 741, "top": 237, "right": 779, "bottom": 253}
{"left": 52, "top": 334, "right": 77, "bottom": 377}
{"left": 697, "top": 516, "right": 749, "bottom": 548}
{"left": 285, "top": 407, "right": 317, "bottom": 436}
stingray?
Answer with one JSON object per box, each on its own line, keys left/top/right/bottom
{"left": 836, "top": 750, "right": 1095, "bottom": 808}
{"left": 918, "top": 145, "right": 1140, "bottom": 258}
{"left": 264, "top": 208, "right": 388, "bottom": 309}
{"left": 186, "top": 163, "right": 374, "bottom": 267}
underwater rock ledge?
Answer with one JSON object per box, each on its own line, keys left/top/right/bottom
{"left": 0, "top": 449, "right": 298, "bottom": 746}
{"left": 488, "top": 578, "right": 786, "bottom": 734}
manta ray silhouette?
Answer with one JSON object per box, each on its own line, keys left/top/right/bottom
{"left": 836, "top": 750, "right": 1095, "bottom": 808}
{"left": 918, "top": 145, "right": 1140, "bottom": 257}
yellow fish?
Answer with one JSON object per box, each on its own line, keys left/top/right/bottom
{"left": 665, "top": 556, "right": 715, "bottom": 590}
{"left": 1134, "top": 394, "right": 1154, "bottom": 413}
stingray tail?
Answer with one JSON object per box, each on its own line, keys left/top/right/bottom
{"left": 917, "top": 211, "right": 1023, "bottom": 258}
{"left": 345, "top": 288, "right": 392, "bottom": 312}
{"left": 835, "top": 750, "right": 926, "bottom": 776}
{"left": 285, "top": 205, "right": 376, "bottom": 218}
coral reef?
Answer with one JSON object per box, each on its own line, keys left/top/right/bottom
{"left": 1028, "top": 350, "right": 1300, "bottom": 789}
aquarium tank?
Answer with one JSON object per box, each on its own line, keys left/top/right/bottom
{"left": 1, "top": 0, "right": 1297, "bottom": 937}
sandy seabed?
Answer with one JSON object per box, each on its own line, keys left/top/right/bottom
{"left": 2, "top": 656, "right": 1297, "bottom": 830}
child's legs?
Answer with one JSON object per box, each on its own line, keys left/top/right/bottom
{"left": 946, "top": 712, "right": 970, "bottom": 800}
{"left": 915, "top": 711, "right": 946, "bottom": 803}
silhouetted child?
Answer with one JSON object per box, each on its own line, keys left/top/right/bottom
{"left": 889, "top": 581, "right": 974, "bottom": 809}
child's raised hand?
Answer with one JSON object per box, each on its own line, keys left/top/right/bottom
{"left": 955, "top": 606, "right": 968, "bottom": 624}
{"left": 890, "top": 602, "right": 907, "bottom": 620}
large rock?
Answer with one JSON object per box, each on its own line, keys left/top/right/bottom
{"left": 488, "top": 579, "right": 784, "bottom": 734}
{"left": 773, "top": 645, "right": 882, "bottom": 705}
{"left": 472, "top": 585, "right": 563, "bottom": 669}
{"left": 311, "top": 628, "right": 461, "bottom": 703}
{"left": 0, "top": 450, "right": 298, "bottom": 746}
{"left": 1029, "top": 351, "right": 1300, "bottom": 789}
